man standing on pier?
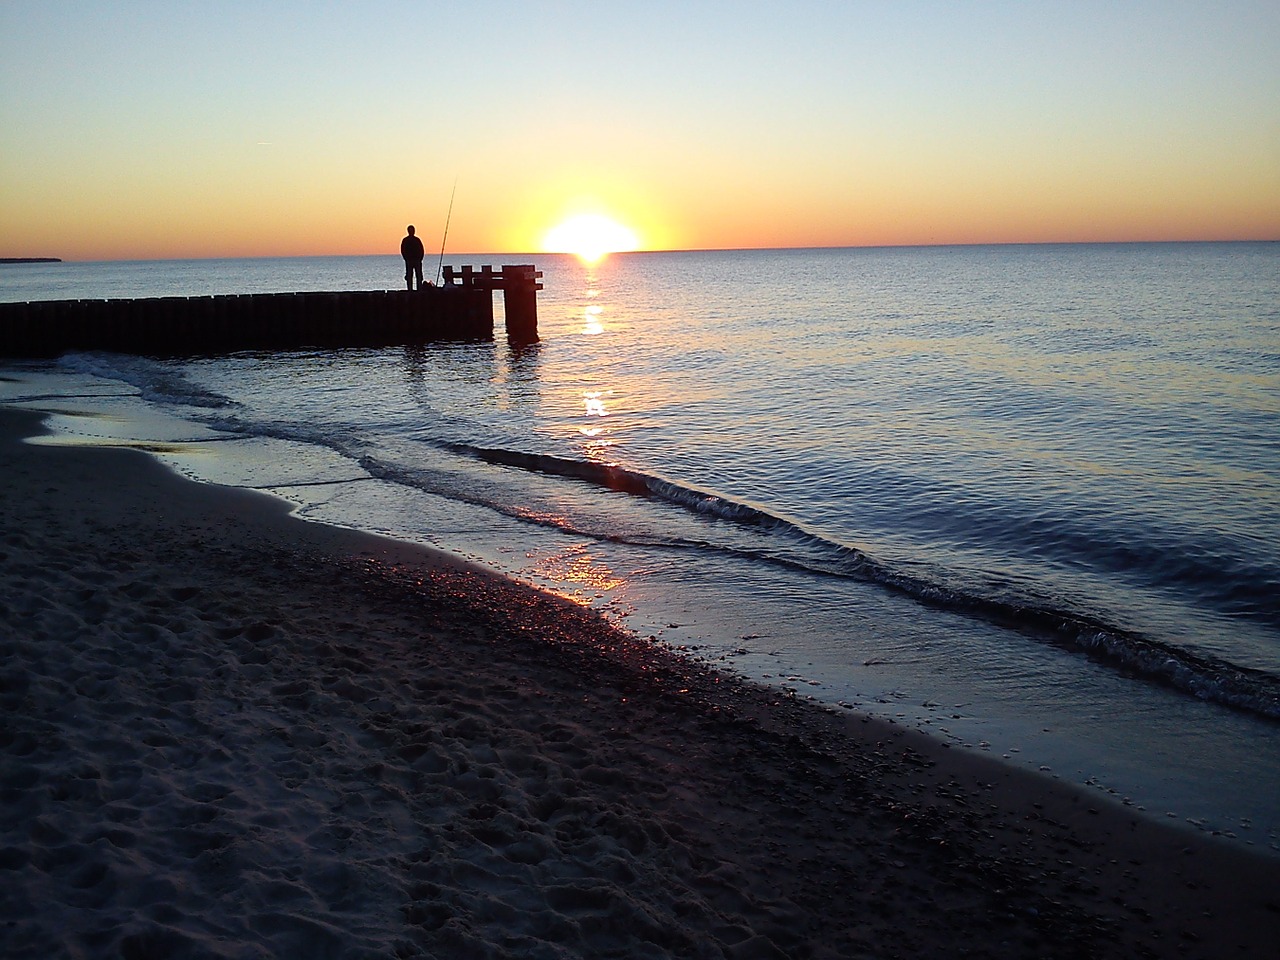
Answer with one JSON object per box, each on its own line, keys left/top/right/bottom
{"left": 401, "top": 225, "right": 425, "bottom": 290}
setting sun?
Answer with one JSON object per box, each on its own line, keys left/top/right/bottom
{"left": 542, "top": 214, "right": 640, "bottom": 264}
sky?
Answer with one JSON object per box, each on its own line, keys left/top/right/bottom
{"left": 2, "top": 0, "right": 1278, "bottom": 261}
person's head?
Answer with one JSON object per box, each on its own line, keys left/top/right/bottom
{"left": 406, "top": 225, "right": 415, "bottom": 236}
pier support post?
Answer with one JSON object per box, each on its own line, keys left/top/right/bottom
{"left": 501, "top": 264, "right": 542, "bottom": 344}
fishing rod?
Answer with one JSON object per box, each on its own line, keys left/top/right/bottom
{"left": 436, "top": 178, "right": 457, "bottom": 286}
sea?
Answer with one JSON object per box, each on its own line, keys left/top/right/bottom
{"left": 2, "top": 244, "right": 1278, "bottom": 849}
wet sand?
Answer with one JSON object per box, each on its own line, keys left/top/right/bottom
{"left": 1, "top": 405, "right": 1277, "bottom": 958}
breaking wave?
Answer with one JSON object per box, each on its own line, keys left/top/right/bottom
{"left": 443, "top": 441, "right": 1280, "bottom": 722}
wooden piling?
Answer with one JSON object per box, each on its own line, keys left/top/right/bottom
{"left": 500, "top": 265, "right": 542, "bottom": 344}
{"left": 441, "top": 263, "right": 542, "bottom": 344}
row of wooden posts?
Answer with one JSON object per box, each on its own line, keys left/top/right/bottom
{"left": 0, "top": 265, "right": 542, "bottom": 358}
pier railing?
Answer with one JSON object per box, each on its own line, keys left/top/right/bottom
{"left": 441, "top": 264, "right": 543, "bottom": 344}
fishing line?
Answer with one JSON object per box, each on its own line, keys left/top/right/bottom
{"left": 436, "top": 178, "right": 457, "bottom": 285}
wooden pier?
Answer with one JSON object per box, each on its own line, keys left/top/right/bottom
{"left": 441, "top": 263, "right": 542, "bottom": 344}
{"left": 0, "top": 264, "right": 542, "bottom": 358}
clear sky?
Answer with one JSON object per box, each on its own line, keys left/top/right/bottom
{"left": 2, "top": 1, "right": 1277, "bottom": 261}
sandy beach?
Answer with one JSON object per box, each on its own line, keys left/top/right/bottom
{"left": 1, "top": 404, "right": 1277, "bottom": 959}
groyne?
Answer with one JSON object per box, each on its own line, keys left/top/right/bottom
{"left": 0, "top": 264, "right": 541, "bottom": 357}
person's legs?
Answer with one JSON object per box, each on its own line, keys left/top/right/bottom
{"left": 413, "top": 263, "right": 424, "bottom": 289}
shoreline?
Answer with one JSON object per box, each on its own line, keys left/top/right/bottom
{"left": 2, "top": 404, "right": 1277, "bottom": 957}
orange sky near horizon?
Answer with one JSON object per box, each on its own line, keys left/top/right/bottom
{"left": 2, "top": 2, "right": 1277, "bottom": 262}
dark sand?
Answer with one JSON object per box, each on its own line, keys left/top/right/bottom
{"left": 1, "top": 406, "right": 1277, "bottom": 958}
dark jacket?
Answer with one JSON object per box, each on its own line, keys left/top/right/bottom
{"left": 401, "top": 235, "right": 425, "bottom": 263}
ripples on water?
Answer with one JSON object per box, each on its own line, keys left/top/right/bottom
{"left": 5, "top": 243, "right": 1279, "bottom": 836}
{"left": 8, "top": 246, "right": 1278, "bottom": 699}
{"left": 538, "top": 247, "right": 1280, "bottom": 671}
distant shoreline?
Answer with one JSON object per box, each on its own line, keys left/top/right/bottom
{"left": 0, "top": 258, "right": 61, "bottom": 264}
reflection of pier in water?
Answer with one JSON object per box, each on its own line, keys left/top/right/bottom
{"left": 0, "top": 264, "right": 542, "bottom": 357}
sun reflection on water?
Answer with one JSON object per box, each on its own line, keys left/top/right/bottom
{"left": 580, "top": 436, "right": 616, "bottom": 458}
{"left": 583, "top": 390, "right": 609, "bottom": 417}
{"left": 563, "top": 266, "right": 628, "bottom": 463}
{"left": 580, "top": 279, "right": 605, "bottom": 335}
{"left": 524, "top": 543, "right": 627, "bottom": 606}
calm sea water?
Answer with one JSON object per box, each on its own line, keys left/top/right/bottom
{"left": 3, "top": 244, "right": 1278, "bottom": 844}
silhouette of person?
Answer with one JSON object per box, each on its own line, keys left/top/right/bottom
{"left": 401, "top": 225, "right": 425, "bottom": 290}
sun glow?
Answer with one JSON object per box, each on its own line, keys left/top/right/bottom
{"left": 542, "top": 214, "right": 640, "bottom": 264}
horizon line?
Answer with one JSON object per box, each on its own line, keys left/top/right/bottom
{"left": 8, "top": 237, "right": 1278, "bottom": 264}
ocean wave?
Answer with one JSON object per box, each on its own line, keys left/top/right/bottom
{"left": 57, "top": 351, "right": 236, "bottom": 410}
{"left": 443, "top": 441, "right": 1280, "bottom": 721}
{"left": 924, "top": 496, "right": 1280, "bottom": 634}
